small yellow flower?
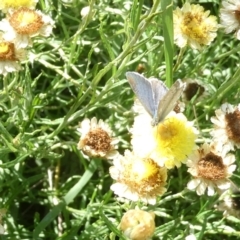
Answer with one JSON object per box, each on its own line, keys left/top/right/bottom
{"left": 120, "top": 209, "right": 155, "bottom": 240}
{"left": 187, "top": 143, "right": 236, "bottom": 196}
{"left": 131, "top": 107, "right": 198, "bottom": 169}
{"left": 0, "top": 40, "right": 27, "bottom": 75}
{"left": 0, "top": 7, "right": 54, "bottom": 48}
{"left": 211, "top": 103, "right": 240, "bottom": 151}
{"left": 0, "top": 0, "right": 38, "bottom": 12}
{"left": 173, "top": 2, "right": 218, "bottom": 49}
{"left": 109, "top": 150, "right": 167, "bottom": 205}
{"left": 77, "top": 117, "right": 119, "bottom": 159}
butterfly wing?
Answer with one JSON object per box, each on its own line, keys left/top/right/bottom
{"left": 149, "top": 78, "right": 168, "bottom": 113}
{"left": 153, "top": 79, "right": 185, "bottom": 125}
{"left": 126, "top": 72, "right": 155, "bottom": 117}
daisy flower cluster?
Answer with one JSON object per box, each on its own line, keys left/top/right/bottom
{"left": 172, "top": 2, "right": 239, "bottom": 199}
{"left": 76, "top": 77, "right": 198, "bottom": 238}
{"left": 77, "top": 78, "right": 198, "bottom": 207}
{"left": 185, "top": 102, "right": 240, "bottom": 199}
{"left": 77, "top": 114, "right": 160, "bottom": 238}
{"left": 0, "top": 0, "right": 54, "bottom": 75}
{"left": 76, "top": 2, "right": 240, "bottom": 238}
{"left": 171, "top": 2, "right": 240, "bottom": 216}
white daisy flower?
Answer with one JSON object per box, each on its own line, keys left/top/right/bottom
{"left": 187, "top": 143, "right": 236, "bottom": 196}
{"left": 216, "top": 186, "right": 240, "bottom": 218}
{"left": 131, "top": 101, "right": 198, "bottom": 169}
{"left": 173, "top": 2, "right": 218, "bottom": 49}
{"left": 0, "top": 7, "right": 54, "bottom": 48}
{"left": 77, "top": 117, "right": 119, "bottom": 159}
{"left": 220, "top": 0, "right": 240, "bottom": 40}
{"left": 109, "top": 150, "right": 167, "bottom": 205}
{"left": 211, "top": 103, "right": 240, "bottom": 151}
{"left": 120, "top": 209, "right": 155, "bottom": 240}
{"left": 0, "top": 40, "right": 27, "bottom": 76}
{"left": 0, "top": 0, "right": 38, "bottom": 12}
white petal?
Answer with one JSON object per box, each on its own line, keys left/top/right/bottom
{"left": 217, "top": 181, "right": 231, "bottom": 190}
{"left": 196, "top": 181, "right": 207, "bottom": 195}
{"left": 227, "top": 164, "right": 237, "bottom": 174}
{"left": 187, "top": 179, "right": 200, "bottom": 190}
{"left": 207, "top": 184, "right": 215, "bottom": 196}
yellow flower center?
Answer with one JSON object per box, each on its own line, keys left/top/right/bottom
{"left": 155, "top": 115, "right": 196, "bottom": 168}
{"left": 0, "top": 0, "right": 35, "bottom": 9}
{"left": 122, "top": 158, "right": 167, "bottom": 197}
{"left": 132, "top": 159, "right": 158, "bottom": 180}
{"left": 158, "top": 121, "right": 178, "bottom": 140}
{"left": 0, "top": 42, "right": 17, "bottom": 61}
{"left": 181, "top": 12, "right": 208, "bottom": 43}
{"left": 9, "top": 7, "right": 44, "bottom": 34}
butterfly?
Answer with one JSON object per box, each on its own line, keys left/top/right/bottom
{"left": 126, "top": 71, "right": 185, "bottom": 126}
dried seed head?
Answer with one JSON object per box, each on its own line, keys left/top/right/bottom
{"left": 81, "top": 128, "right": 112, "bottom": 154}
{"left": 184, "top": 82, "right": 205, "bottom": 101}
{"left": 225, "top": 109, "right": 240, "bottom": 145}
{"left": 197, "top": 150, "right": 226, "bottom": 180}
{"left": 77, "top": 117, "right": 119, "bottom": 159}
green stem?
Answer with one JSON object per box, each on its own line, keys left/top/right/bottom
{"left": 173, "top": 46, "right": 186, "bottom": 73}
{"left": 49, "top": 0, "right": 161, "bottom": 138}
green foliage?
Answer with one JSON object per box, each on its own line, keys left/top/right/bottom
{"left": 0, "top": 0, "right": 240, "bottom": 239}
